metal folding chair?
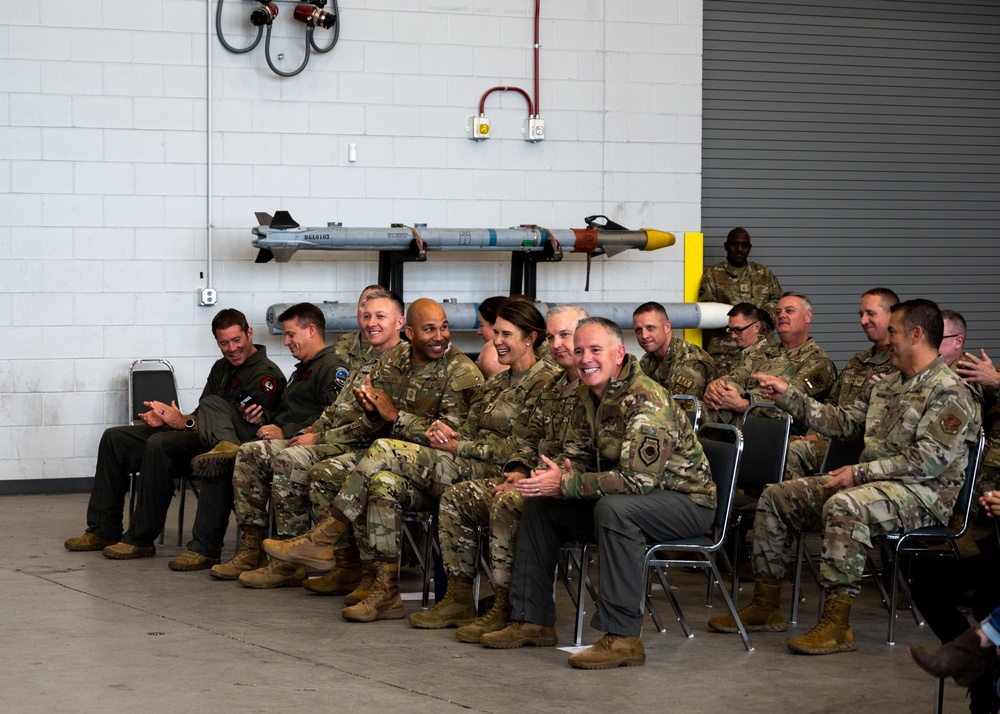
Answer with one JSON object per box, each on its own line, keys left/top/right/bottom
{"left": 643, "top": 423, "right": 749, "bottom": 649}
{"left": 402, "top": 510, "right": 439, "bottom": 610}
{"left": 729, "top": 401, "right": 792, "bottom": 599}
{"left": 672, "top": 394, "right": 702, "bottom": 431}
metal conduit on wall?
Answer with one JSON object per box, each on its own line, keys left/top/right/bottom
{"left": 265, "top": 302, "right": 732, "bottom": 335}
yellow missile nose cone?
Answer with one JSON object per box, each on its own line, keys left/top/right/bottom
{"left": 641, "top": 229, "right": 676, "bottom": 251}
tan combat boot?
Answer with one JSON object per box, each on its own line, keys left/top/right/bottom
{"left": 910, "top": 628, "right": 995, "bottom": 685}
{"left": 408, "top": 575, "right": 477, "bottom": 629}
{"left": 341, "top": 561, "right": 405, "bottom": 622}
{"left": 191, "top": 440, "right": 240, "bottom": 478}
{"left": 65, "top": 532, "right": 115, "bottom": 552}
{"left": 344, "top": 561, "right": 378, "bottom": 605}
{"left": 456, "top": 586, "right": 512, "bottom": 643}
{"left": 302, "top": 545, "right": 363, "bottom": 594}
{"left": 568, "top": 633, "right": 646, "bottom": 669}
{"left": 708, "top": 576, "right": 787, "bottom": 633}
{"left": 480, "top": 621, "right": 558, "bottom": 649}
{"left": 168, "top": 550, "right": 220, "bottom": 571}
{"left": 210, "top": 526, "right": 267, "bottom": 580}
{"left": 261, "top": 514, "right": 347, "bottom": 571}
{"left": 787, "top": 587, "right": 856, "bottom": 654}
{"left": 237, "top": 559, "right": 307, "bottom": 589}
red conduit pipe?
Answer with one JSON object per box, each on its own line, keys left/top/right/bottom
{"left": 475, "top": 1, "right": 542, "bottom": 117}
{"left": 479, "top": 85, "right": 534, "bottom": 116}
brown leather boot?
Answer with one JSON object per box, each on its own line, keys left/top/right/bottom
{"left": 408, "top": 575, "right": 477, "bottom": 629}
{"left": 191, "top": 440, "right": 240, "bottom": 478}
{"left": 910, "top": 628, "right": 996, "bottom": 685}
{"left": 302, "top": 545, "right": 363, "bottom": 594}
{"left": 344, "top": 561, "right": 377, "bottom": 605}
{"left": 341, "top": 561, "right": 405, "bottom": 622}
{"left": 456, "top": 586, "right": 512, "bottom": 643}
{"left": 210, "top": 526, "right": 267, "bottom": 580}
{"left": 480, "top": 621, "right": 558, "bottom": 649}
{"left": 237, "top": 559, "right": 308, "bottom": 589}
{"left": 708, "top": 576, "right": 787, "bottom": 633}
{"left": 787, "top": 588, "right": 856, "bottom": 654}
{"left": 261, "top": 514, "right": 348, "bottom": 571}
{"left": 568, "top": 634, "right": 645, "bottom": 669}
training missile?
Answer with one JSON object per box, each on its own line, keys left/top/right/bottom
{"left": 251, "top": 211, "right": 675, "bottom": 263}
{"left": 265, "top": 301, "right": 731, "bottom": 335}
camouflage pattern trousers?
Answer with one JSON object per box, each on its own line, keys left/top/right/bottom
{"left": 437, "top": 478, "right": 523, "bottom": 588}
{"left": 231, "top": 439, "right": 353, "bottom": 537}
{"left": 784, "top": 436, "right": 830, "bottom": 480}
{"left": 327, "top": 438, "right": 497, "bottom": 561}
{"left": 306, "top": 451, "right": 366, "bottom": 556}
{"left": 753, "top": 474, "right": 937, "bottom": 594}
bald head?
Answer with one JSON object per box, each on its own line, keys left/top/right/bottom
{"left": 405, "top": 298, "right": 451, "bottom": 365}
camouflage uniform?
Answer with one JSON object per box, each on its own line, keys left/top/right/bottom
{"left": 698, "top": 260, "right": 783, "bottom": 358}
{"left": 323, "top": 358, "right": 555, "bottom": 561}
{"left": 508, "top": 354, "right": 717, "bottom": 637}
{"left": 713, "top": 336, "right": 770, "bottom": 380}
{"left": 639, "top": 337, "right": 715, "bottom": 399}
{"left": 438, "top": 368, "right": 577, "bottom": 587}
{"left": 330, "top": 330, "right": 375, "bottom": 376}
{"left": 710, "top": 337, "right": 837, "bottom": 431}
{"left": 785, "top": 346, "right": 895, "bottom": 479}
{"left": 979, "top": 390, "right": 1000, "bottom": 499}
{"left": 232, "top": 342, "right": 381, "bottom": 537}
{"left": 272, "top": 343, "right": 483, "bottom": 547}
{"left": 753, "top": 357, "right": 980, "bottom": 594}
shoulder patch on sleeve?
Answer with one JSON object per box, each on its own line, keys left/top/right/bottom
{"left": 941, "top": 412, "right": 963, "bottom": 435}
{"left": 335, "top": 367, "right": 350, "bottom": 387}
{"left": 261, "top": 376, "right": 278, "bottom": 394}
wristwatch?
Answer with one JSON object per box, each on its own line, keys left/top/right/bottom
{"left": 184, "top": 416, "right": 197, "bottom": 431}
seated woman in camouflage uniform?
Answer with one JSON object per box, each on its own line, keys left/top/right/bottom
{"left": 408, "top": 304, "right": 588, "bottom": 641}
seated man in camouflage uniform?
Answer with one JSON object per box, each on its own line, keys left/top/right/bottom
{"left": 266, "top": 301, "right": 555, "bottom": 623}
{"left": 784, "top": 288, "right": 899, "bottom": 479}
{"left": 406, "top": 304, "right": 588, "bottom": 641}
{"left": 330, "top": 284, "right": 386, "bottom": 373}
{"left": 251, "top": 298, "right": 484, "bottom": 591}
{"left": 632, "top": 301, "right": 714, "bottom": 398}
{"left": 703, "top": 292, "right": 837, "bottom": 427}
{"left": 712, "top": 302, "right": 771, "bottom": 379}
{"left": 479, "top": 317, "right": 717, "bottom": 669}
{"left": 709, "top": 299, "right": 980, "bottom": 655}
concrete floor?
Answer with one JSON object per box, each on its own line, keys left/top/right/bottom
{"left": 0, "top": 492, "right": 971, "bottom": 713}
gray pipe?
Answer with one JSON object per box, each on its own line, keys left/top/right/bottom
{"left": 265, "top": 301, "right": 731, "bottom": 335}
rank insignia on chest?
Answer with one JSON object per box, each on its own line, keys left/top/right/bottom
{"left": 639, "top": 436, "right": 661, "bottom": 467}
{"left": 941, "top": 413, "right": 963, "bottom": 435}
{"left": 406, "top": 388, "right": 416, "bottom": 402}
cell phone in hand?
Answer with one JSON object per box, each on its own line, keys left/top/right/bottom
{"left": 237, "top": 390, "right": 257, "bottom": 410}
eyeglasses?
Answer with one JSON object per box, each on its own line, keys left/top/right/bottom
{"left": 725, "top": 321, "right": 759, "bottom": 336}
{"left": 942, "top": 334, "right": 961, "bottom": 339}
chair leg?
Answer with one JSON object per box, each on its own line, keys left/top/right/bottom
{"left": 791, "top": 535, "right": 806, "bottom": 624}
{"left": 709, "top": 559, "right": 754, "bottom": 652}
{"left": 573, "top": 544, "right": 590, "bottom": 646}
{"left": 934, "top": 677, "right": 944, "bottom": 714}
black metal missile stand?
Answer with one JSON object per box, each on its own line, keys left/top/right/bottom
{"left": 376, "top": 236, "right": 560, "bottom": 300}
{"left": 509, "top": 241, "right": 560, "bottom": 299}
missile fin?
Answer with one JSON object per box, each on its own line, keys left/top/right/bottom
{"left": 255, "top": 249, "right": 275, "bottom": 264}
{"left": 270, "top": 211, "right": 300, "bottom": 230}
{"left": 255, "top": 212, "right": 273, "bottom": 226}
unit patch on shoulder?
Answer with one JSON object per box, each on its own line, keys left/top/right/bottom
{"left": 941, "top": 413, "right": 963, "bottom": 435}
{"left": 639, "top": 436, "right": 661, "bottom": 467}
{"left": 335, "top": 367, "right": 350, "bottom": 387}
{"left": 261, "top": 376, "right": 278, "bottom": 394}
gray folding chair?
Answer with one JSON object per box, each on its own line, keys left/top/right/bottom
{"left": 402, "top": 510, "right": 440, "bottom": 610}
{"left": 672, "top": 394, "right": 702, "bottom": 431}
{"left": 643, "top": 423, "right": 749, "bottom": 649}
{"left": 729, "top": 401, "right": 792, "bottom": 599}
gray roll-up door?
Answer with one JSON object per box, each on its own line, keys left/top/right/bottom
{"left": 702, "top": 0, "right": 1000, "bottom": 366}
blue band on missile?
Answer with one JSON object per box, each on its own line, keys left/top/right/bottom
{"left": 488, "top": 229, "right": 497, "bottom": 246}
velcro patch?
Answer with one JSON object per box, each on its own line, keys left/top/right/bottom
{"left": 674, "top": 375, "right": 694, "bottom": 391}
{"left": 335, "top": 367, "right": 349, "bottom": 387}
{"left": 261, "top": 376, "right": 278, "bottom": 394}
{"left": 941, "top": 413, "right": 963, "bottom": 435}
{"left": 639, "top": 436, "right": 661, "bottom": 467}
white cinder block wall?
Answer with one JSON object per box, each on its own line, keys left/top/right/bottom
{"left": 0, "top": 0, "right": 702, "bottom": 484}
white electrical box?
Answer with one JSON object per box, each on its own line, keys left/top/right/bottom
{"left": 466, "top": 115, "right": 490, "bottom": 140}
{"left": 522, "top": 116, "right": 545, "bottom": 142}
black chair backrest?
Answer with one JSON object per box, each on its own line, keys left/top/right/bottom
{"left": 130, "top": 359, "right": 179, "bottom": 425}
{"left": 737, "top": 402, "right": 792, "bottom": 489}
{"left": 698, "top": 423, "right": 744, "bottom": 533}
{"left": 819, "top": 437, "right": 865, "bottom": 473}
{"left": 954, "top": 428, "right": 986, "bottom": 519}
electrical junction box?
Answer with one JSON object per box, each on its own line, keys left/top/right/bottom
{"left": 466, "top": 115, "right": 490, "bottom": 140}
{"left": 523, "top": 116, "right": 545, "bottom": 142}
{"left": 199, "top": 288, "right": 218, "bottom": 306}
